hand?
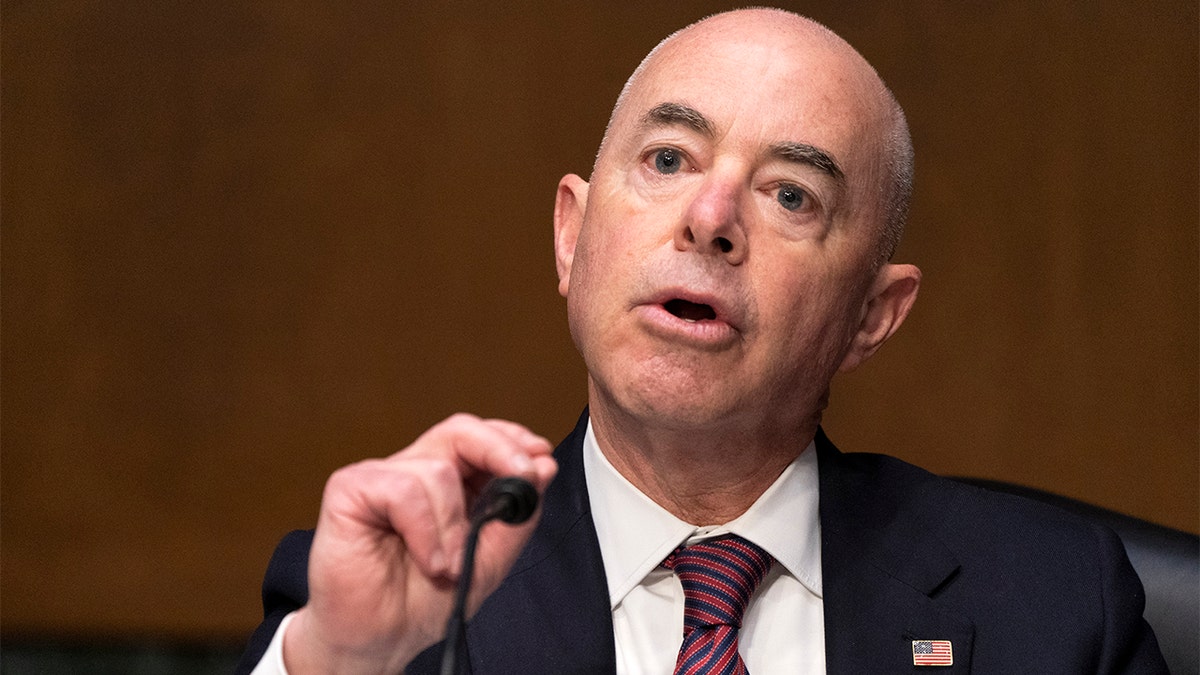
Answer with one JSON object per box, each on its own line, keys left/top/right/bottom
{"left": 282, "top": 414, "right": 558, "bottom": 674}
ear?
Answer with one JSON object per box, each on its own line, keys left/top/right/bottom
{"left": 838, "top": 263, "right": 921, "bottom": 372}
{"left": 553, "top": 173, "right": 589, "bottom": 298}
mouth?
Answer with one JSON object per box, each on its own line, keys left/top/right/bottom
{"left": 662, "top": 298, "right": 717, "bottom": 323}
{"left": 637, "top": 289, "right": 741, "bottom": 348}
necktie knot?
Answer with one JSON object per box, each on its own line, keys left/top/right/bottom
{"left": 664, "top": 535, "right": 774, "bottom": 664}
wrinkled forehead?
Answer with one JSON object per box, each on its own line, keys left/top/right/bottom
{"left": 605, "top": 17, "right": 891, "bottom": 186}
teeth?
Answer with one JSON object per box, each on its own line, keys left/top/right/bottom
{"left": 684, "top": 318, "right": 696, "bottom": 323}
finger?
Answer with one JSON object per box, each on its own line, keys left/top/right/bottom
{"left": 319, "top": 457, "right": 468, "bottom": 580}
{"left": 390, "top": 457, "right": 473, "bottom": 577}
{"left": 410, "top": 413, "right": 550, "bottom": 480}
{"left": 393, "top": 453, "right": 553, "bottom": 580}
{"left": 479, "top": 418, "right": 555, "bottom": 456}
{"left": 529, "top": 453, "right": 559, "bottom": 492}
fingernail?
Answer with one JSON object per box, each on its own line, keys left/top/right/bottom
{"left": 510, "top": 453, "right": 534, "bottom": 474}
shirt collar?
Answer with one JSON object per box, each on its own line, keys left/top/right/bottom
{"left": 583, "top": 419, "right": 823, "bottom": 610}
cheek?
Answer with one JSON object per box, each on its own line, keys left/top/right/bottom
{"left": 568, "top": 228, "right": 616, "bottom": 297}
{"left": 753, "top": 261, "right": 862, "bottom": 350}
{"left": 566, "top": 228, "right": 628, "bottom": 337}
{"left": 571, "top": 208, "right": 657, "bottom": 295}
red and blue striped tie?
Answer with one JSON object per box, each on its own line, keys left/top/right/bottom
{"left": 663, "top": 536, "right": 774, "bottom": 675}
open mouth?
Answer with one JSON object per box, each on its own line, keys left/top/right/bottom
{"left": 663, "top": 298, "right": 717, "bottom": 323}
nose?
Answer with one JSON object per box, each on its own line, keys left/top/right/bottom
{"left": 674, "top": 174, "right": 747, "bottom": 265}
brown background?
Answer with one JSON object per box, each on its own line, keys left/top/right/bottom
{"left": 3, "top": 1, "right": 1196, "bottom": 644}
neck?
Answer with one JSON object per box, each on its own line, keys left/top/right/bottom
{"left": 587, "top": 390, "right": 819, "bottom": 525}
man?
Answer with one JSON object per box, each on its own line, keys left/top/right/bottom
{"left": 240, "top": 8, "right": 1166, "bottom": 673}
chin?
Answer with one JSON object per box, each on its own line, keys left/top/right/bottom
{"left": 584, "top": 342, "right": 759, "bottom": 427}
{"left": 617, "top": 371, "right": 746, "bottom": 430}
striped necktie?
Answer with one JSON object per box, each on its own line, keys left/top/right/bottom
{"left": 663, "top": 535, "right": 774, "bottom": 675}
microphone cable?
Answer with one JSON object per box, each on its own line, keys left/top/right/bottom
{"left": 439, "top": 476, "right": 538, "bottom": 675}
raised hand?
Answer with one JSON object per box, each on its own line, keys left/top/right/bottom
{"left": 282, "top": 414, "right": 558, "bottom": 674}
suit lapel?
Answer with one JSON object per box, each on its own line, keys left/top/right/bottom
{"left": 817, "top": 430, "right": 976, "bottom": 672}
{"left": 440, "top": 420, "right": 978, "bottom": 673}
{"left": 462, "top": 411, "right": 617, "bottom": 673}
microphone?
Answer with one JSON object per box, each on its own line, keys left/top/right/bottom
{"left": 473, "top": 476, "right": 539, "bottom": 526}
{"left": 440, "top": 476, "right": 539, "bottom": 675}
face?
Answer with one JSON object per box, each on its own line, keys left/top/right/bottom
{"left": 554, "top": 15, "right": 917, "bottom": 436}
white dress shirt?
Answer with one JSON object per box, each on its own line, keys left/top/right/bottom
{"left": 253, "top": 421, "right": 825, "bottom": 674}
{"left": 584, "top": 422, "right": 825, "bottom": 674}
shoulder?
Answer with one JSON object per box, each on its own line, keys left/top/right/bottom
{"left": 814, "top": 427, "right": 1115, "bottom": 554}
{"left": 816, "top": 431, "right": 1166, "bottom": 672}
{"left": 236, "top": 529, "right": 314, "bottom": 674}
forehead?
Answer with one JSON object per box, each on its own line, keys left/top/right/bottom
{"left": 610, "top": 23, "right": 887, "bottom": 176}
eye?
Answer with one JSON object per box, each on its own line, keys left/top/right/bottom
{"left": 776, "top": 184, "right": 809, "bottom": 211}
{"left": 653, "top": 148, "right": 682, "bottom": 174}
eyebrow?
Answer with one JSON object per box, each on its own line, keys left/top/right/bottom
{"left": 639, "top": 102, "right": 716, "bottom": 139}
{"left": 770, "top": 141, "right": 845, "bottom": 185}
{"left": 639, "top": 101, "right": 845, "bottom": 184}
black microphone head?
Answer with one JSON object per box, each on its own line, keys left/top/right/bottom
{"left": 479, "top": 476, "right": 539, "bottom": 524}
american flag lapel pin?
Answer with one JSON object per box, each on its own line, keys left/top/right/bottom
{"left": 912, "top": 639, "right": 953, "bottom": 666}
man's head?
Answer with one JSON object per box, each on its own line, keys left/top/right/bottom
{"left": 553, "top": 9, "right": 921, "bottom": 439}
{"left": 601, "top": 11, "right": 915, "bottom": 265}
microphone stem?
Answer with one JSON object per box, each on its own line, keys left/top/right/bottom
{"left": 439, "top": 478, "right": 537, "bottom": 674}
{"left": 440, "top": 512, "right": 487, "bottom": 675}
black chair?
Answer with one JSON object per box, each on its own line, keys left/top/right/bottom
{"left": 955, "top": 478, "right": 1199, "bottom": 675}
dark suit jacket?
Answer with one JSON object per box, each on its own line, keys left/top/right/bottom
{"left": 238, "top": 412, "right": 1166, "bottom": 673}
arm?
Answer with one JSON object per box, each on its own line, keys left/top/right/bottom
{"left": 1092, "top": 523, "right": 1169, "bottom": 675}
{"left": 235, "top": 530, "right": 314, "bottom": 675}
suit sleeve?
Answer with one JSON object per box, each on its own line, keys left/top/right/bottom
{"left": 1092, "top": 523, "right": 1168, "bottom": 674}
{"left": 235, "top": 530, "right": 315, "bottom": 675}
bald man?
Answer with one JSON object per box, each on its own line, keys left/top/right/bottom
{"left": 239, "top": 9, "right": 1165, "bottom": 674}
